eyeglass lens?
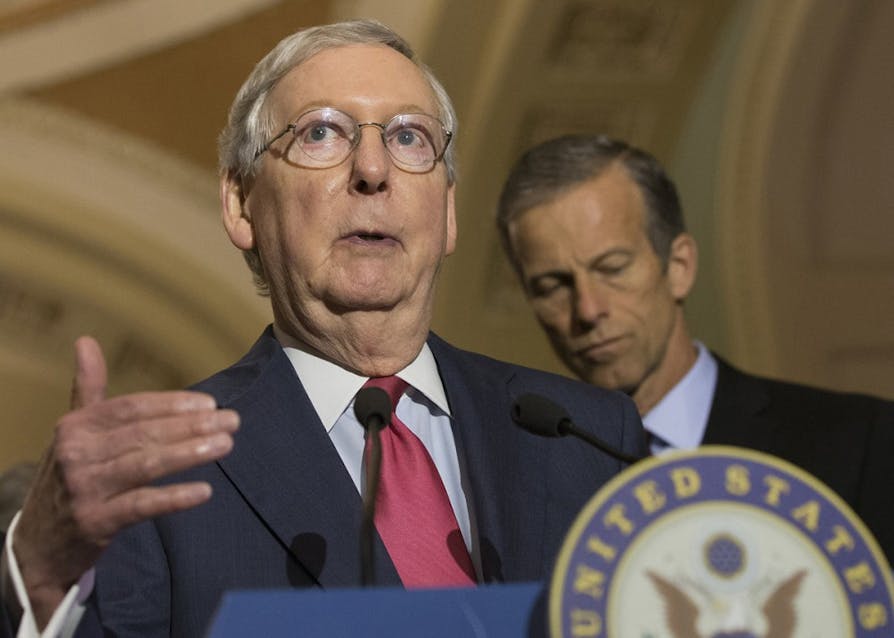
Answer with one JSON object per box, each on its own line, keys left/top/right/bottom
{"left": 285, "top": 108, "right": 447, "bottom": 171}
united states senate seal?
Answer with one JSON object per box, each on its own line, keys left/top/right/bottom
{"left": 549, "top": 445, "right": 894, "bottom": 637}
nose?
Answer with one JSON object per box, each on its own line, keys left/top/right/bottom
{"left": 350, "top": 125, "right": 390, "bottom": 194}
{"left": 572, "top": 276, "right": 609, "bottom": 330}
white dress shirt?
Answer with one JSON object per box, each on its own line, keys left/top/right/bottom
{"left": 4, "top": 512, "right": 89, "bottom": 638}
{"left": 642, "top": 341, "right": 718, "bottom": 454}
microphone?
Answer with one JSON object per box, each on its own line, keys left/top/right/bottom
{"left": 354, "top": 386, "right": 392, "bottom": 586}
{"left": 511, "top": 393, "right": 644, "bottom": 464}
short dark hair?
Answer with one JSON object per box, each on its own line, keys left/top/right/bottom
{"left": 497, "top": 134, "right": 685, "bottom": 273}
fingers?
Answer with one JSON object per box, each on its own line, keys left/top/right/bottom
{"left": 52, "top": 411, "right": 237, "bottom": 558}
{"left": 73, "top": 418, "right": 236, "bottom": 502}
{"left": 16, "top": 399, "right": 237, "bottom": 571}
{"left": 54, "top": 391, "right": 239, "bottom": 499}
{"left": 13, "top": 336, "right": 241, "bottom": 622}
{"left": 66, "top": 404, "right": 239, "bottom": 465}
{"left": 80, "top": 482, "right": 216, "bottom": 543}
{"left": 71, "top": 336, "right": 107, "bottom": 410}
{"left": 60, "top": 390, "right": 220, "bottom": 441}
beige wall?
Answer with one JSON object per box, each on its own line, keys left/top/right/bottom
{"left": 0, "top": 0, "right": 891, "bottom": 472}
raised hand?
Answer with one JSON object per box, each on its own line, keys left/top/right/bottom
{"left": 12, "top": 336, "right": 239, "bottom": 628}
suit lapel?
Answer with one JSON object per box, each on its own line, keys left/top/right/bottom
{"left": 215, "top": 331, "right": 399, "bottom": 589}
{"left": 703, "top": 356, "right": 776, "bottom": 448}
{"left": 213, "top": 330, "right": 551, "bottom": 588}
{"left": 428, "top": 334, "right": 548, "bottom": 583}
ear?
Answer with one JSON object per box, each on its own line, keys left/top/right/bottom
{"left": 220, "top": 171, "right": 254, "bottom": 250}
{"left": 444, "top": 184, "right": 457, "bottom": 255}
{"left": 667, "top": 232, "right": 698, "bottom": 301}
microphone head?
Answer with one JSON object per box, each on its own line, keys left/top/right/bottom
{"left": 511, "top": 393, "right": 571, "bottom": 438}
{"left": 354, "top": 386, "right": 392, "bottom": 432}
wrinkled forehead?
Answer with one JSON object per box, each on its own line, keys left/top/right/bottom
{"left": 514, "top": 170, "right": 652, "bottom": 247}
{"left": 266, "top": 44, "right": 440, "bottom": 123}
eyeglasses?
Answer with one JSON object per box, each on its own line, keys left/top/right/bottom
{"left": 254, "top": 107, "right": 453, "bottom": 173}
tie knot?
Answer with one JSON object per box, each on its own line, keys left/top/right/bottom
{"left": 363, "top": 375, "right": 409, "bottom": 411}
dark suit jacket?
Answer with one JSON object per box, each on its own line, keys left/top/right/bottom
{"left": 88, "top": 328, "right": 645, "bottom": 637}
{"left": 0, "top": 531, "right": 12, "bottom": 638}
{"left": 703, "top": 356, "right": 894, "bottom": 561}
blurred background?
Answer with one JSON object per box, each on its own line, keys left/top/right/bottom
{"left": 0, "top": 0, "right": 892, "bottom": 474}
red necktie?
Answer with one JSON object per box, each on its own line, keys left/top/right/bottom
{"left": 363, "top": 376, "right": 476, "bottom": 588}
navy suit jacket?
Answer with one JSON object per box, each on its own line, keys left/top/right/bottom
{"left": 703, "top": 356, "right": 894, "bottom": 562}
{"left": 88, "top": 328, "right": 645, "bottom": 636}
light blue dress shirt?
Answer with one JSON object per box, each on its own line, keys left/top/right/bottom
{"left": 642, "top": 341, "right": 718, "bottom": 454}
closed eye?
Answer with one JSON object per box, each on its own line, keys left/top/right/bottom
{"left": 592, "top": 251, "right": 633, "bottom": 277}
{"left": 597, "top": 263, "right": 627, "bottom": 276}
{"left": 528, "top": 273, "right": 573, "bottom": 297}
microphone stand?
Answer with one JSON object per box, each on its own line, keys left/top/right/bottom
{"left": 361, "top": 424, "right": 383, "bottom": 586}
{"left": 354, "top": 386, "right": 391, "bottom": 587}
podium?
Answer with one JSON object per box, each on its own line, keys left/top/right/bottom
{"left": 206, "top": 582, "right": 545, "bottom": 637}
{"left": 206, "top": 448, "right": 894, "bottom": 637}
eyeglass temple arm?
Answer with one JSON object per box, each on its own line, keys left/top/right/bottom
{"left": 254, "top": 124, "right": 296, "bottom": 159}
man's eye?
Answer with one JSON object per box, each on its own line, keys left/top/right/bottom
{"left": 530, "top": 277, "right": 566, "bottom": 297}
{"left": 308, "top": 125, "right": 329, "bottom": 142}
{"left": 393, "top": 127, "right": 430, "bottom": 148}
{"left": 596, "top": 258, "right": 631, "bottom": 277}
{"left": 599, "top": 264, "right": 626, "bottom": 276}
{"left": 300, "top": 123, "right": 341, "bottom": 144}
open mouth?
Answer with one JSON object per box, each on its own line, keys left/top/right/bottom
{"left": 344, "top": 230, "right": 399, "bottom": 247}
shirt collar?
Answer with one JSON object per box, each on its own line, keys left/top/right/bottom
{"left": 273, "top": 325, "right": 450, "bottom": 431}
{"left": 642, "top": 341, "right": 718, "bottom": 449}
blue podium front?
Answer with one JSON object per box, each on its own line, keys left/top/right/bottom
{"left": 206, "top": 582, "right": 545, "bottom": 637}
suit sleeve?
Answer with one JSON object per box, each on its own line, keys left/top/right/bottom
{"left": 89, "top": 519, "right": 171, "bottom": 637}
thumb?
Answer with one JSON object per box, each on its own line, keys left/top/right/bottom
{"left": 70, "top": 335, "right": 108, "bottom": 409}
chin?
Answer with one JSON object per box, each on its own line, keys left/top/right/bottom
{"left": 581, "top": 366, "right": 634, "bottom": 394}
